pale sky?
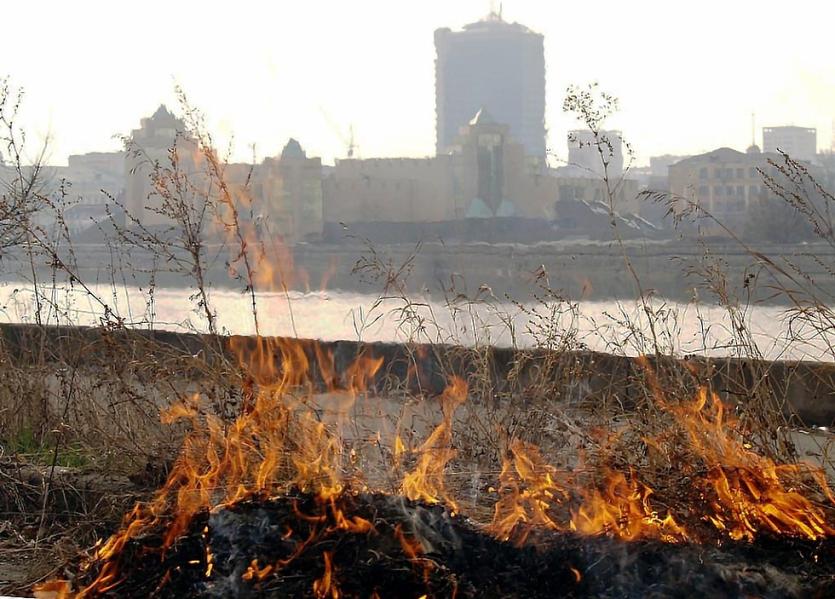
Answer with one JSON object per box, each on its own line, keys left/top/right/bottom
{"left": 4, "top": 0, "right": 835, "bottom": 167}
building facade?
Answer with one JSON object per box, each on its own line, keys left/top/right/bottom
{"left": 435, "top": 13, "right": 546, "bottom": 158}
{"left": 566, "top": 130, "right": 624, "bottom": 178}
{"left": 63, "top": 151, "right": 125, "bottom": 233}
{"left": 124, "top": 105, "right": 198, "bottom": 228}
{"left": 251, "top": 139, "right": 324, "bottom": 243}
{"left": 762, "top": 126, "right": 817, "bottom": 163}
{"left": 323, "top": 108, "right": 558, "bottom": 226}
{"left": 668, "top": 147, "right": 774, "bottom": 234}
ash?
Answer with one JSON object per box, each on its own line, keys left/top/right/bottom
{"left": 74, "top": 492, "right": 835, "bottom": 598}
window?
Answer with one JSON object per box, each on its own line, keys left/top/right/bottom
{"left": 714, "top": 186, "right": 723, "bottom": 196}
{"left": 698, "top": 185, "right": 708, "bottom": 197}
{"left": 736, "top": 185, "right": 744, "bottom": 196}
{"left": 736, "top": 168, "right": 744, "bottom": 178}
{"left": 699, "top": 167, "right": 708, "bottom": 179}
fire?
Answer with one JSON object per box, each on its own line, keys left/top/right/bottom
{"left": 489, "top": 439, "right": 568, "bottom": 543}
{"left": 489, "top": 439, "right": 687, "bottom": 544}
{"left": 241, "top": 559, "right": 273, "bottom": 582}
{"left": 569, "top": 467, "right": 687, "bottom": 542}
{"left": 668, "top": 387, "right": 835, "bottom": 541}
{"left": 312, "top": 550, "right": 339, "bottom": 599}
{"left": 36, "top": 340, "right": 835, "bottom": 596}
{"left": 401, "top": 376, "right": 467, "bottom": 511}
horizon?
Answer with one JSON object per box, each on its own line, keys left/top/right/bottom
{"left": 4, "top": 0, "right": 835, "bottom": 167}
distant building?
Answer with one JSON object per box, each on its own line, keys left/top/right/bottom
{"left": 450, "top": 107, "right": 554, "bottom": 219}
{"left": 124, "top": 104, "right": 198, "bottom": 228}
{"left": 762, "top": 126, "right": 816, "bottom": 163}
{"left": 551, "top": 169, "right": 640, "bottom": 215}
{"left": 435, "top": 13, "right": 546, "bottom": 158}
{"left": 323, "top": 156, "right": 454, "bottom": 224}
{"left": 324, "top": 109, "right": 557, "bottom": 226}
{"left": 668, "top": 146, "right": 774, "bottom": 234}
{"left": 649, "top": 154, "right": 690, "bottom": 179}
{"left": 0, "top": 148, "right": 124, "bottom": 234}
{"left": 566, "top": 130, "right": 624, "bottom": 178}
{"left": 553, "top": 130, "right": 639, "bottom": 216}
{"left": 62, "top": 151, "right": 125, "bottom": 233}
{"left": 247, "top": 139, "right": 324, "bottom": 243}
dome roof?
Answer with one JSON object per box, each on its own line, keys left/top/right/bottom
{"left": 746, "top": 144, "right": 762, "bottom": 154}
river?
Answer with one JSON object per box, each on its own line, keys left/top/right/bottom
{"left": 0, "top": 282, "right": 832, "bottom": 362}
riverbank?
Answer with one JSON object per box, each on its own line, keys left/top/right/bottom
{"left": 2, "top": 323, "right": 833, "bottom": 427}
{"left": 2, "top": 239, "right": 833, "bottom": 304}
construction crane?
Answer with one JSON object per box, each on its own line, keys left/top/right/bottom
{"left": 318, "top": 106, "right": 359, "bottom": 159}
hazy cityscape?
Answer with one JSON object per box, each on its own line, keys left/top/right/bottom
{"left": 3, "top": 9, "right": 833, "bottom": 244}
{"left": 1, "top": 3, "right": 835, "bottom": 597}
{"left": 1, "top": 8, "right": 833, "bottom": 305}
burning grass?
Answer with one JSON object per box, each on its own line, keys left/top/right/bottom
{"left": 32, "top": 335, "right": 835, "bottom": 598}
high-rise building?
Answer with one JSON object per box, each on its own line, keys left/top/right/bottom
{"left": 434, "top": 13, "right": 546, "bottom": 158}
{"left": 762, "top": 126, "right": 817, "bottom": 163}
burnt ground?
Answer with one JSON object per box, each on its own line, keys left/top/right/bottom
{"left": 61, "top": 491, "right": 835, "bottom": 599}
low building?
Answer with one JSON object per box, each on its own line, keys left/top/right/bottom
{"left": 552, "top": 168, "right": 640, "bottom": 215}
{"left": 324, "top": 108, "right": 557, "bottom": 226}
{"left": 668, "top": 146, "right": 774, "bottom": 235}
{"left": 62, "top": 151, "right": 125, "bottom": 233}
{"left": 323, "top": 155, "right": 453, "bottom": 224}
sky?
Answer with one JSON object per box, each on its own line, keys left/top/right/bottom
{"left": 4, "top": 0, "right": 835, "bottom": 167}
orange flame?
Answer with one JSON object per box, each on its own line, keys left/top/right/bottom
{"left": 401, "top": 377, "right": 467, "bottom": 511}
{"left": 489, "top": 439, "right": 569, "bottom": 543}
{"left": 312, "top": 550, "right": 339, "bottom": 599}
{"left": 36, "top": 337, "right": 835, "bottom": 598}
{"left": 669, "top": 387, "right": 835, "bottom": 541}
{"left": 570, "top": 467, "right": 688, "bottom": 542}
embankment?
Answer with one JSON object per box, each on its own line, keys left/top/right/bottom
{"left": 1, "top": 323, "right": 834, "bottom": 427}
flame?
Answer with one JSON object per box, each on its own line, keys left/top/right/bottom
{"left": 489, "top": 440, "right": 686, "bottom": 544}
{"left": 669, "top": 387, "right": 835, "bottom": 541}
{"left": 394, "top": 524, "right": 435, "bottom": 585}
{"left": 37, "top": 334, "right": 835, "bottom": 597}
{"left": 401, "top": 376, "right": 467, "bottom": 511}
{"left": 55, "top": 332, "right": 389, "bottom": 597}
{"left": 489, "top": 439, "right": 569, "bottom": 543}
{"left": 312, "top": 550, "right": 339, "bottom": 599}
{"left": 242, "top": 559, "right": 274, "bottom": 582}
{"left": 33, "top": 580, "right": 72, "bottom": 599}
{"left": 570, "top": 467, "right": 688, "bottom": 542}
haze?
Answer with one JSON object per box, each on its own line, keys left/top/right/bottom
{"left": 5, "top": 0, "right": 835, "bottom": 166}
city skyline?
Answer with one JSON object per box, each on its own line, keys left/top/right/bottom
{"left": 4, "top": 0, "right": 835, "bottom": 167}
